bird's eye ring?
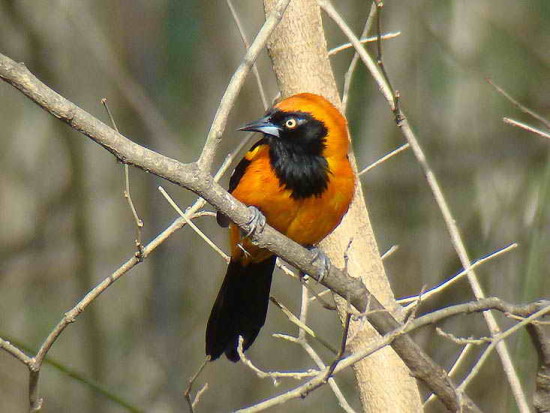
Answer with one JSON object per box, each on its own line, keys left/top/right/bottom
{"left": 285, "top": 118, "right": 297, "bottom": 129}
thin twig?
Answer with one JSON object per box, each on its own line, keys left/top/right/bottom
{"left": 380, "top": 245, "right": 399, "bottom": 260}
{"left": 101, "top": 98, "right": 144, "bottom": 258}
{"left": 270, "top": 297, "right": 338, "bottom": 354}
{"left": 398, "top": 243, "right": 518, "bottom": 305}
{"left": 373, "top": 0, "right": 398, "bottom": 112}
{"left": 226, "top": 0, "right": 269, "bottom": 110}
{"left": 328, "top": 32, "right": 401, "bottom": 56}
{"left": 358, "top": 143, "right": 410, "bottom": 176}
{"left": 198, "top": 0, "right": 291, "bottom": 171}
{"left": 237, "top": 337, "right": 319, "bottom": 385}
{"left": 486, "top": 78, "right": 550, "bottom": 129}
{"left": 158, "top": 186, "right": 230, "bottom": 262}
{"left": 192, "top": 383, "right": 209, "bottom": 410}
{"left": 504, "top": 118, "right": 550, "bottom": 140}
{"left": 324, "top": 312, "right": 352, "bottom": 382}
{"left": 436, "top": 328, "right": 491, "bottom": 346}
{"left": 0, "top": 337, "right": 32, "bottom": 366}
{"left": 184, "top": 357, "right": 209, "bottom": 413}
{"left": 341, "top": 2, "right": 377, "bottom": 112}
{"left": 298, "top": 284, "right": 310, "bottom": 342}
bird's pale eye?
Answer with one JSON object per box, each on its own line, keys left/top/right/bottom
{"left": 285, "top": 118, "right": 297, "bottom": 129}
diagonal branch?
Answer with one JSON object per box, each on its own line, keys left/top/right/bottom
{"left": 504, "top": 117, "right": 550, "bottom": 140}
{"left": 198, "top": 0, "right": 291, "bottom": 171}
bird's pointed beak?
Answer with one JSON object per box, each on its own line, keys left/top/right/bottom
{"left": 238, "top": 115, "right": 280, "bottom": 138}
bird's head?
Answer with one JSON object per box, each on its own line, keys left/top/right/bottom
{"left": 239, "top": 93, "right": 349, "bottom": 157}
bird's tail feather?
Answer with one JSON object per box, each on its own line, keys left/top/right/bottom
{"left": 206, "top": 255, "right": 276, "bottom": 362}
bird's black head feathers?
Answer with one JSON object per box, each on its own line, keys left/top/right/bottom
{"left": 264, "top": 110, "right": 330, "bottom": 199}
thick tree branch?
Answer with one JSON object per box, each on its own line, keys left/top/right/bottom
{"left": 1, "top": 51, "right": 473, "bottom": 411}
{"left": 528, "top": 323, "right": 550, "bottom": 413}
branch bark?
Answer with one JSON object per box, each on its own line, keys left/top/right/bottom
{"left": 528, "top": 323, "right": 550, "bottom": 412}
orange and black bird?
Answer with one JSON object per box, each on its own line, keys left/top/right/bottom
{"left": 206, "top": 93, "right": 355, "bottom": 362}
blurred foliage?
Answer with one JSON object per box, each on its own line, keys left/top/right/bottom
{"left": 0, "top": 0, "right": 548, "bottom": 412}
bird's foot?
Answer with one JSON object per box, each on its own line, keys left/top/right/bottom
{"left": 308, "top": 246, "right": 331, "bottom": 283}
{"left": 245, "top": 206, "right": 266, "bottom": 238}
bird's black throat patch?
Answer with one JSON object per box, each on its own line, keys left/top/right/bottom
{"left": 268, "top": 135, "right": 330, "bottom": 200}
{"left": 269, "top": 144, "right": 329, "bottom": 199}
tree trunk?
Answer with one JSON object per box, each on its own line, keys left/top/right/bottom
{"left": 263, "top": 1, "right": 422, "bottom": 411}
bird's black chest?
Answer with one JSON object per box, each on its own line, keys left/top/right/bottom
{"left": 268, "top": 143, "right": 329, "bottom": 200}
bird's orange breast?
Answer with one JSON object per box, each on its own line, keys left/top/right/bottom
{"left": 230, "top": 142, "right": 355, "bottom": 263}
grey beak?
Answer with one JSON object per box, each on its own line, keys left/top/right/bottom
{"left": 238, "top": 115, "right": 281, "bottom": 138}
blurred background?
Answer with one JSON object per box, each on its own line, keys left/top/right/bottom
{"left": 0, "top": 0, "right": 548, "bottom": 412}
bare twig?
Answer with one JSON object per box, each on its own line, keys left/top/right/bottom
{"left": 237, "top": 336, "right": 318, "bottom": 384}
{"left": 380, "top": 245, "right": 399, "bottom": 260}
{"left": 0, "top": 337, "right": 32, "bottom": 366}
{"left": 324, "top": 312, "right": 352, "bottom": 382}
{"left": 158, "top": 186, "right": 229, "bottom": 262}
{"left": 328, "top": 32, "right": 401, "bottom": 56}
{"left": 398, "top": 243, "right": 518, "bottom": 305}
{"left": 270, "top": 297, "right": 337, "bottom": 354}
{"left": 341, "top": 2, "right": 377, "bottom": 112}
{"left": 101, "top": 98, "right": 144, "bottom": 258}
{"left": 504, "top": 118, "right": 550, "bottom": 140}
{"left": 436, "top": 328, "right": 491, "bottom": 346}
{"left": 198, "top": 0, "right": 291, "bottom": 171}
{"left": 192, "top": 383, "right": 209, "bottom": 411}
{"left": 486, "top": 78, "right": 550, "bottom": 129}
{"left": 184, "top": 357, "right": 209, "bottom": 413}
{"left": 226, "top": 0, "right": 269, "bottom": 110}
{"left": 358, "top": 143, "right": 410, "bottom": 176}
{"left": 372, "top": 0, "right": 398, "bottom": 111}
{"left": 458, "top": 304, "right": 550, "bottom": 393}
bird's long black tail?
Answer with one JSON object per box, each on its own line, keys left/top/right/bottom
{"left": 206, "top": 255, "right": 276, "bottom": 362}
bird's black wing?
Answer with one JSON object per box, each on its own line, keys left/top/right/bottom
{"left": 216, "top": 139, "right": 266, "bottom": 227}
